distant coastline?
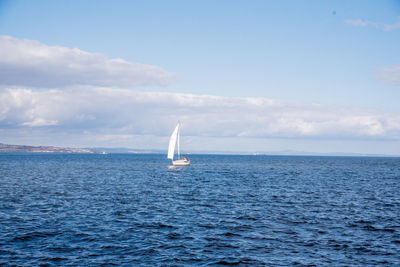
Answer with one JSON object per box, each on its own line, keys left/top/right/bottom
{"left": 1, "top": 143, "right": 398, "bottom": 157}
{"left": 0, "top": 143, "right": 94, "bottom": 153}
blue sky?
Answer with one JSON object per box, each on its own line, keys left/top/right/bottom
{"left": 0, "top": 0, "right": 399, "bottom": 154}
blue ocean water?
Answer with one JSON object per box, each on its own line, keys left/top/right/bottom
{"left": 0, "top": 153, "right": 399, "bottom": 266}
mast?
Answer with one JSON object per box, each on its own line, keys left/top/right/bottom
{"left": 177, "top": 122, "right": 181, "bottom": 159}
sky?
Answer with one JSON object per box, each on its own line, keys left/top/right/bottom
{"left": 0, "top": 0, "right": 399, "bottom": 155}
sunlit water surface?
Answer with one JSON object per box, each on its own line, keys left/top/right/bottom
{"left": 1, "top": 153, "right": 399, "bottom": 266}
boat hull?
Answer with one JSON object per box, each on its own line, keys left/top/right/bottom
{"left": 172, "top": 159, "right": 190, "bottom": 166}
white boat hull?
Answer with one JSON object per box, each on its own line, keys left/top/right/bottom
{"left": 172, "top": 159, "right": 190, "bottom": 166}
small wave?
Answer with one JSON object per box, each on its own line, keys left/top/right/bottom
{"left": 44, "top": 256, "right": 68, "bottom": 262}
{"left": 11, "top": 231, "right": 59, "bottom": 242}
{"left": 221, "top": 232, "right": 241, "bottom": 237}
{"left": 235, "top": 215, "right": 258, "bottom": 221}
{"left": 208, "top": 257, "right": 265, "bottom": 266}
{"left": 166, "top": 232, "right": 181, "bottom": 240}
{"left": 362, "top": 225, "right": 395, "bottom": 232}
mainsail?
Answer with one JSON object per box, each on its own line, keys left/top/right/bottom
{"left": 167, "top": 123, "right": 180, "bottom": 160}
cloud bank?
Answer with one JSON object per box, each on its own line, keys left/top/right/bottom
{"left": 0, "top": 36, "right": 398, "bottom": 153}
{"left": 1, "top": 87, "right": 399, "bottom": 142}
{"left": 0, "top": 36, "right": 174, "bottom": 88}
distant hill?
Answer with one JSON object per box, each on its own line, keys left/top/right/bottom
{"left": 89, "top": 147, "right": 165, "bottom": 154}
{"left": 0, "top": 143, "right": 94, "bottom": 153}
{"left": 1, "top": 143, "right": 397, "bottom": 157}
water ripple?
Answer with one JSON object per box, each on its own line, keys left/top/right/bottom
{"left": 0, "top": 153, "right": 399, "bottom": 266}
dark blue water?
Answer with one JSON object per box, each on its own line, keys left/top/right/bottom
{"left": 1, "top": 153, "right": 399, "bottom": 266}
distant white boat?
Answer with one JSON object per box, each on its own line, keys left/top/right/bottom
{"left": 168, "top": 122, "right": 190, "bottom": 166}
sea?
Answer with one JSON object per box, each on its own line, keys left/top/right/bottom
{"left": 0, "top": 153, "right": 399, "bottom": 266}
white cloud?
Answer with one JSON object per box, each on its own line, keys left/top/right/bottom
{"left": 377, "top": 65, "right": 400, "bottom": 85}
{"left": 1, "top": 87, "right": 399, "bottom": 143}
{"left": 344, "top": 19, "right": 378, "bottom": 28}
{"left": 383, "top": 19, "right": 400, "bottom": 31}
{"left": 345, "top": 17, "right": 400, "bottom": 31}
{"left": 21, "top": 118, "right": 58, "bottom": 127}
{"left": 0, "top": 36, "right": 174, "bottom": 88}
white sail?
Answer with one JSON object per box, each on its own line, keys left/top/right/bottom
{"left": 167, "top": 123, "right": 180, "bottom": 160}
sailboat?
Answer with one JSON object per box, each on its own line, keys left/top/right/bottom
{"left": 168, "top": 122, "right": 190, "bottom": 166}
